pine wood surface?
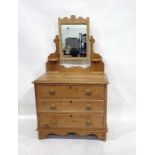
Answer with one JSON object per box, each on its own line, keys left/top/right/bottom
{"left": 37, "top": 99, "right": 105, "bottom": 113}
{"left": 33, "top": 72, "right": 108, "bottom": 84}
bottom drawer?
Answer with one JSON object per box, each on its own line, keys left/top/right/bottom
{"left": 39, "top": 113, "right": 104, "bottom": 129}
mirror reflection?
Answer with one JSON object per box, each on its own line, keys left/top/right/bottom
{"left": 61, "top": 24, "right": 87, "bottom": 58}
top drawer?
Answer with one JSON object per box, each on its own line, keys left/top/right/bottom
{"left": 36, "top": 84, "right": 105, "bottom": 99}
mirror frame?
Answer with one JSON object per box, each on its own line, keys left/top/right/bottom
{"left": 58, "top": 15, "right": 90, "bottom": 62}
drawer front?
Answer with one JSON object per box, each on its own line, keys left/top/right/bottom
{"left": 69, "top": 85, "right": 104, "bottom": 99}
{"left": 36, "top": 84, "right": 105, "bottom": 99}
{"left": 38, "top": 99, "right": 104, "bottom": 113}
{"left": 36, "top": 85, "right": 70, "bottom": 98}
{"left": 39, "top": 114, "right": 104, "bottom": 129}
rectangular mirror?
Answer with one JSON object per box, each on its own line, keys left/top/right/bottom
{"left": 58, "top": 15, "right": 90, "bottom": 64}
{"left": 61, "top": 24, "right": 87, "bottom": 58}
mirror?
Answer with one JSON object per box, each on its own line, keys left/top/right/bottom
{"left": 61, "top": 24, "right": 87, "bottom": 58}
{"left": 58, "top": 15, "right": 90, "bottom": 64}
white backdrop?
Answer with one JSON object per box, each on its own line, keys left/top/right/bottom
{"left": 18, "top": 0, "right": 136, "bottom": 155}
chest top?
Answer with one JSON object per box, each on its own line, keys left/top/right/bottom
{"left": 33, "top": 72, "right": 108, "bottom": 84}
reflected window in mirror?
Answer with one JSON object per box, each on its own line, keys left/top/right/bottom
{"left": 61, "top": 25, "right": 87, "bottom": 58}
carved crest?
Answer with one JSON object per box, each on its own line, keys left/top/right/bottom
{"left": 58, "top": 15, "right": 89, "bottom": 24}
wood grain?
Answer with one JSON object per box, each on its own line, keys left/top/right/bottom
{"left": 38, "top": 99, "right": 104, "bottom": 113}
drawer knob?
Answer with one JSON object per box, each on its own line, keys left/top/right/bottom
{"left": 50, "top": 104, "right": 56, "bottom": 110}
{"left": 51, "top": 119, "right": 57, "bottom": 125}
{"left": 86, "top": 104, "right": 91, "bottom": 110}
{"left": 86, "top": 120, "right": 92, "bottom": 126}
{"left": 85, "top": 89, "right": 91, "bottom": 96}
{"left": 49, "top": 89, "right": 55, "bottom": 95}
{"left": 44, "top": 124, "right": 49, "bottom": 128}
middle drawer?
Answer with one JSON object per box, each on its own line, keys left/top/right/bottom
{"left": 38, "top": 99, "right": 104, "bottom": 113}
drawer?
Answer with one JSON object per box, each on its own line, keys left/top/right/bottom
{"left": 39, "top": 113, "right": 104, "bottom": 129}
{"left": 38, "top": 99, "right": 104, "bottom": 113}
{"left": 36, "top": 84, "right": 105, "bottom": 99}
{"left": 36, "top": 85, "right": 70, "bottom": 98}
{"left": 69, "top": 85, "right": 104, "bottom": 99}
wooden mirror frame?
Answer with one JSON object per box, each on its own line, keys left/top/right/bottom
{"left": 46, "top": 15, "right": 104, "bottom": 73}
{"left": 58, "top": 15, "right": 90, "bottom": 63}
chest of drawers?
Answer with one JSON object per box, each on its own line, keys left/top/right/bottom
{"left": 33, "top": 16, "right": 109, "bottom": 140}
{"left": 33, "top": 72, "right": 108, "bottom": 140}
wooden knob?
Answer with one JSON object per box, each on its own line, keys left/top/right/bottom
{"left": 44, "top": 124, "right": 49, "bottom": 128}
{"left": 85, "top": 89, "right": 91, "bottom": 96}
{"left": 86, "top": 104, "right": 91, "bottom": 110}
{"left": 50, "top": 104, "right": 56, "bottom": 110}
{"left": 51, "top": 119, "right": 57, "bottom": 125}
{"left": 49, "top": 89, "right": 55, "bottom": 95}
{"left": 86, "top": 120, "right": 91, "bottom": 126}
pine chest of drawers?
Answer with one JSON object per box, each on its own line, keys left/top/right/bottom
{"left": 33, "top": 72, "right": 108, "bottom": 140}
{"left": 33, "top": 15, "right": 109, "bottom": 140}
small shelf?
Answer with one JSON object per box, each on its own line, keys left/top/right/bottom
{"left": 91, "top": 58, "right": 101, "bottom": 62}
{"left": 48, "top": 57, "right": 59, "bottom": 62}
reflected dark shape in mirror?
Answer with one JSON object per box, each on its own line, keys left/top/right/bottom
{"left": 61, "top": 25, "right": 87, "bottom": 58}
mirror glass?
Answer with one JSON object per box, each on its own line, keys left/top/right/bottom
{"left": 61, "top": 24, "right": 87, "bottom": 58}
